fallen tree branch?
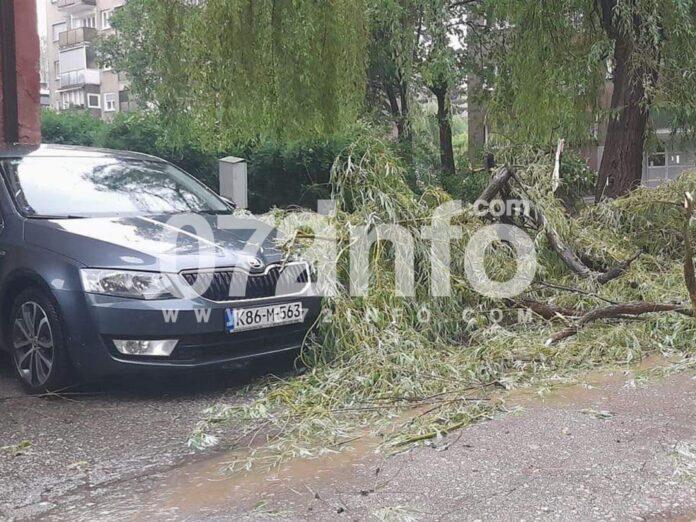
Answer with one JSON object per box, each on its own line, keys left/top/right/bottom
{"left": 511, "top": 298, "right": 581, "bottom": 321}
{"left": 476, "top": 167, "right": 641, "bottom": 284}
{"left": 596, "top": 251, "right": 643, "bottom": 284}
{"left": 532, "top": 281, "right": 618, "bottom": 305}
{"left": 511, "top": 173, "right": 642, "bottom": 284}
{"left": 477, "top": 166, "right": 515, "bottom": 204}
{"left": 684, "top": 192, "right": 696, "bottom": 316}
{"left": 545, "top": 302, "right": 693, "bottom": 345}
{"left": 552, "top": 138, "right": 565, "bottom": 193}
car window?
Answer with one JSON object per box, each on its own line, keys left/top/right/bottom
{"left": 1, "top": 157, "right": 230, "bottom": 219}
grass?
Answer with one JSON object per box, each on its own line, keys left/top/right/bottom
{"left": 189, "top": 137, "right": 696, "bottom": 471}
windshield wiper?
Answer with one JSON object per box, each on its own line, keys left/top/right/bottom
{"left": 199, "top": 209, "right": 235, "bottom": 215}
{"left": 28, "top": 215, "right": 87, "bottom": 220}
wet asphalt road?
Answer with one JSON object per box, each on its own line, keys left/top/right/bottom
{"left": 0, "top": 351, "right": 297, "bottom": 520}
{"left": 1, "top": 351, "right": 695, "bottom": 521}
{"left": 30, "top": 364, "right": 696, "bottom": 522}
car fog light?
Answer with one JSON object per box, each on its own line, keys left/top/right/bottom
{"left": 113, "top": 339, "right": 178, "bottom": 357}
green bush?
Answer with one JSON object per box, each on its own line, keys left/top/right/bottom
{"left": 40, "top": 110, "right": 348, "bottom": 212}
{"left": 40, "top": 109, "right": 106, "bottom": 146}
{"left": 95, "top": 112, "right": 221, "bottom": 188}
{"left": 246, "top": 137, "right": 350, "bottom": 212}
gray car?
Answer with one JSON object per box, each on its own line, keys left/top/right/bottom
{"left": 0, "top": 144, "right": 321, "bottom": 393}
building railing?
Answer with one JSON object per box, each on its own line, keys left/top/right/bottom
{"left": 59, "top": 69, "right": 101, "bottom": 89}
{"left": 56, "top": 0, "right": 96, "bottom": 12}
{"left": 58, "top": 27, "right": 97, "bottom": 49}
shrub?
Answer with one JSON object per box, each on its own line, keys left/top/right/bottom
{"left": 246, "top": 137, "right": 351, "bottom": 212}
{"left": 40, "top": 109, "right": 106, "bottom": 146}
{"left": 95, "top": 112, "right": 221, "bottom": 188}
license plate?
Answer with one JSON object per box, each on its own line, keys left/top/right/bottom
{"left": 225, "top": 302, "right": 306, "bottom": 333}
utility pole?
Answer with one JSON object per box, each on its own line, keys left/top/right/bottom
{"left": 0, "top": 0, "right": 41, "bottom": 145}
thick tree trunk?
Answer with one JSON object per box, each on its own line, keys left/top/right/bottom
{"left": 595, "top": 0, "right": 660, "bottom": 201}
{"left": 595, "top": 39, "right": 651, "bottom": 201}
{"left": 432, "top": 83, "right": 456, "bottom": 178}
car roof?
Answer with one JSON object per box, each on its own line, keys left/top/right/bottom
{"left": 0, "top": 144, "right": 165, "bottom": 162}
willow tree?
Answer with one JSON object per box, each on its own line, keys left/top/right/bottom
{"left": 417, "top": 0, "right": 467, "bottom": 178}
{"left": 366, "top": 0, "right": 469, "bottom": 174}
{"left": 366, "top": 0, "right": 423, "bottom": 153}
{"left": 483, "top": 0, "right": 696, "bottom": 199}
{"left": 99, "top": 0, "right": 368, "bottom": 146}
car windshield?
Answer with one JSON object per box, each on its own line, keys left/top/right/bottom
{"left": 1, "top": 156, "right": 230, "bottom": 218}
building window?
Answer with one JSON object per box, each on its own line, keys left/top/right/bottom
{"left": 54, "top": 60, "right": 60, "bottom": 81}
{"left": 73, "top": 15, "right": 97, "bottom": 29}
{"left": 60, "top": 90, "right": 85, "bottom": 110}
{"left": 648, "top": 142, "right": 666, "bottom": 168}
{"left": 52, "top": 22, "right": 67, "bottom": 42}
{"left": 104, "top": 93, "right": 117, "bottom": 112}
{"left": 101, "top": 9, "right": 113, "bottom": 29}
{"left": 87, "top": 93, "right": 101, "bottom": 109}
{"left": 59, "top": 47, "right": 88, "bottom": 73}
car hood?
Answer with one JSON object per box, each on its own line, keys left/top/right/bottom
{"left": 24, "top": 214, "right": 285, "bottom": 272}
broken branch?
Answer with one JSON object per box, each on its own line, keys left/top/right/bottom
{"left": 477, "top": 166, "right": 515, "bottom": 204}
{"left": 546, "top": 302, "right": 692, "bottom": 344}
{"left": 476, "top": 168, "right": 641, "bottom": 285}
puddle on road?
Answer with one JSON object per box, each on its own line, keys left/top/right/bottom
{"left": 155, "top": 436, "right": 379, "bottom": 516}
{"left": 40, "top": 436, "right": 382, "bottom": 521}
{"left": 503, "top": 353, "right": 674, "bottom": 408}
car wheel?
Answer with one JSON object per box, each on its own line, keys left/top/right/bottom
{"left": 8, "top": 288, "right": 72, "bottom": 394}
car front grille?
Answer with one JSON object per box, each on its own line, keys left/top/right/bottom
{"left": 181, "top": 262, "right": 310, "bottom": 302}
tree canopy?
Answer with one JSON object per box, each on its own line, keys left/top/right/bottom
{"left": 99, "top": 0, "right": 369, "bottom": 146}
{"left": 480, "top": 0, "right": 696, "bottom": 196}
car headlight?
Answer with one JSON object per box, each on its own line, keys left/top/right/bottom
{"left": 80, "top": 269, "right": 182, "bottom": 300}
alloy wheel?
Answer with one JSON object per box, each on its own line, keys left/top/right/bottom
{"left": 12, "top": 301, "right": 54, "bottom": 387}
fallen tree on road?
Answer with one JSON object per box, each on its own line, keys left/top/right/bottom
{"left": 191, "top": 140, "right": 696, "bottom": 467}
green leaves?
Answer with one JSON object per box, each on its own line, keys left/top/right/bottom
{"left": 99, "top": 0, "right": 369, "bottom": 145}
{"left": 1, "top": 440, "right": 32, "bottom": 457}
{"left": 484, "top": 0, "right": 696, "bottom": 148}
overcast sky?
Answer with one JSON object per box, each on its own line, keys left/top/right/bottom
{"left": 36, "top": 0, "right": 46, "bottom": 36}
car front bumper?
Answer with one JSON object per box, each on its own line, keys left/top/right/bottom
{"left": 53, "top": 288, "right": 322, "bottom": 377}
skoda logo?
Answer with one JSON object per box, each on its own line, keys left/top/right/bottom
{"left": 248, "top": 257, "right": 265, "bottom": 271}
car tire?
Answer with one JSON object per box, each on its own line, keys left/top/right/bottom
{"left": 7, "top": 287, "right": 73, "bottom": 394}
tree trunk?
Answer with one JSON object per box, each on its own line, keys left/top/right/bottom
{"left": 384, "top": 79, "right": 404, "bottom": 138}
{"left": 467, "top": 72, "right": 487, "bottom": 169}
{"left": 398, "top": 78, "right": 412, "bottom": 149}
{"left": 432, "top": 83, "right": 456, "bottom": 178}
{"left": 595, "top": 0, "right": 660, "bottom": 201}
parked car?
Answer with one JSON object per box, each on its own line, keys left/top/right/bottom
{"left": 0, "top": 144, "right": 321, "bottom": 393}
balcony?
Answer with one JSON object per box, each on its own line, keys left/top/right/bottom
{"left": 56, "top": 0, "right": 96, "bottom": 14}
{"left": 59, "top": 69, "right": 101, "bottom": 89}
{"left": 58, "top": 27, "right": 97, "bottom": 49}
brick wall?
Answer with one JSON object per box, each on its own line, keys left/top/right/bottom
{"left": 0, "top": 0, "right": 41, "bottom": 145}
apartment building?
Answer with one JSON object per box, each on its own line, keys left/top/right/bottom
{"left": 45, "top": 0, "right": 135, "bottom": 119}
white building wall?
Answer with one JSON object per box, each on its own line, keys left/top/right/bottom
{"left": 45, "top": 0, "right": 131, "bottom": 120}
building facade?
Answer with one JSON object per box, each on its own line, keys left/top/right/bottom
{"left": 45, "top": 0, "right": 135, "bottom": 120}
